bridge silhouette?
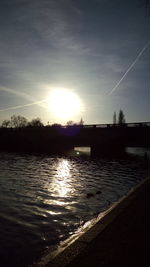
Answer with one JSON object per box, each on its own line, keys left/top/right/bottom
{"left": 0, "top": 122, "right": 150, "bottom": 156}
{"left": 59, "top": 122, "right": 150, "bottom": 156}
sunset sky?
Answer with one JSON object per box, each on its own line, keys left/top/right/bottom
{"left": 0, "top": 0, "right": 149, "bottom": 125}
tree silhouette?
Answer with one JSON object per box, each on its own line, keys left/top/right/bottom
{"left": 1, "top": 119, "right": 11, "bottom": 128}
{"left": 28, "top": 118, "right": 43, "bottom": 127}
{"left": 118, "top": 110, "right": 126, "bottom": 125}
{"left": 113, "top": 112, "right": 117, "bottom": 124}
{"left": 11, "top": 115, "right": 28, "bottom": 128}
{"left": 1, "top": 116, "right": 45, "bottom": 128}
{"left": 66, "top": 120, "right": 75, "bottom": 126}
{"left": 51, "top": 123, "right": 62, "bottom": 128}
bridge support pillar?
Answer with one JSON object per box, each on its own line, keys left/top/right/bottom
{"left": 91, "top": 143, "right": 125, "bottom": 157}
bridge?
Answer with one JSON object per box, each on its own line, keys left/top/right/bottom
{"left": 59, "top": 122, "right": 150, "bottom": 156}
{"left": 0, "top": 122, "right": 150, "bottom": 156}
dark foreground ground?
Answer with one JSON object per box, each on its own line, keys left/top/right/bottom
{"left": 66, "top": 178, "right": 150, "bottom": 267}
{"left": 43, "top": 177, "right": 150, "bottom": 267}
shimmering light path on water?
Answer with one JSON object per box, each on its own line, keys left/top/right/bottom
{"left": 0, "top": 152, "right": 149, "bottom": 266}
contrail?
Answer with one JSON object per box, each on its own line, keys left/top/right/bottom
{"left": 0, "top": 99, "right": 47, "bottom": 112}
{"left": 0, "top": 86, "right": 34, "bottom": 101}
{"left": 0, "top": 86, "right": 47, "bottom": 110}
{"left": 109, "top": 40, "right": 150, "bottom": 95}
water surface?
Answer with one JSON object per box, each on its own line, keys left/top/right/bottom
{"left": 0, "top": 152, "right": 149, "bottom": 266}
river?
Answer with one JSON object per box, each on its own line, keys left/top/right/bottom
{"left": 0, "top": 149, "right": 149, "bottom": 266}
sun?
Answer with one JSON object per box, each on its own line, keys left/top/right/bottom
{"left": 48, "top": 88, "right": 82, "bottom": 121}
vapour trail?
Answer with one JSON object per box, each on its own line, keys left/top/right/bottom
{"left": 109, "top": 40, "right": 150, "bottom": 95}
{"left": 0, "top": 86, "right": 47, "bottom": 110}
{"left": 0, "top": 86, "right": 35, "bottom": 101}
{"left": 0, "top": 99, "right": 47, "bottom": 112}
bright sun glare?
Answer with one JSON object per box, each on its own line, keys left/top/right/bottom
{"left": 48, "top": 88, "right": 82, "bottom": 120}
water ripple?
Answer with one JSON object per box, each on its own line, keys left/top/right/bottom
{"left": 0, "top": 152, "right": 149, "bottom": 266}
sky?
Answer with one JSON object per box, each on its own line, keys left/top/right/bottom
{"left": 0, "top": 0, "right": 149, "bottom": 125}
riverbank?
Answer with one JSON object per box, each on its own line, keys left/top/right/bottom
{"left": 38, "top": 176, "right": 150, "bottom": 267}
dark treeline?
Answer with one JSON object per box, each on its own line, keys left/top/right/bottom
{"left": 0, "top": 115, "right": 84, "bottom": 128}
{"left": 0, "top": 115, "right": 84, "bottom": 154}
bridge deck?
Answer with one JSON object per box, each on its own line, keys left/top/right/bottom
{"left": 62, "top": 121, "right": 150, "bottom": 128}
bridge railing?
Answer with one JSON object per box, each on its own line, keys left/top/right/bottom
{"left": 84, "top": 122, "right": 150, "bottom": 128}
{"left": 82, "top": 122, "right": 150, "bottom": 129}
{"left": 52, "top": 122, "right": 150, "bottom": 129}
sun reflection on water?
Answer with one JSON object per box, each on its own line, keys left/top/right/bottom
{"left": 52, "top": 159, "right": 72, "bottom": 198}
{"left": 57, "top": 160, "right": 70, "bottom": 178}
